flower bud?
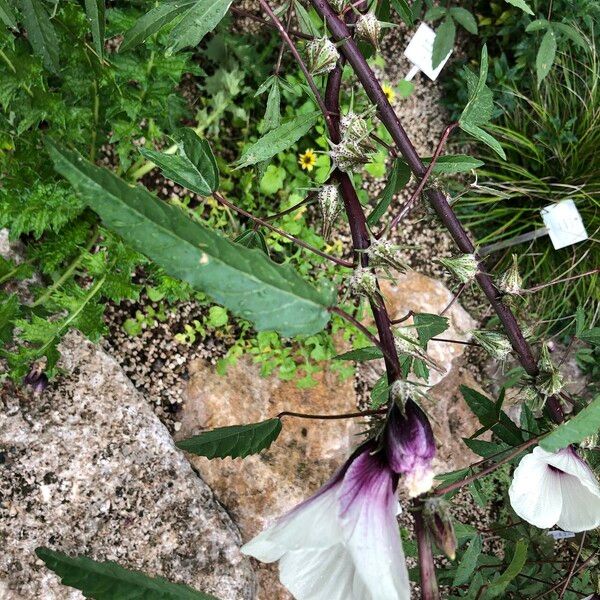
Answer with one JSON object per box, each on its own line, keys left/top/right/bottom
{"left": 23, "top": 360, "right": 48, "bottom": 395}
{"left": 329, "top": 140, "right": 372, "bottom": 173}
{"left": 305, "top": 37, "right": 339, "bottom": 76}
{"left": 580, "top": 433, "right": 598, "bottom": 450}
{"left": 348, "top": 267, "right": 379, "bottom": 302}
{"left": 536, "top": 342, "right": 564, "bottom": 396}
{"left": 317, "top": 184, "right": 342, "bottom": 240}
{"left": 439, "top": 253, "right": 479, "bottom": 284}
{"left": 340, "top": 111, "right": 370, "bottom": 143}
{"left": 330, "top": 0, "right": 347, "bottom": 11}
{"left": 471, "top": 330, "right": 512, "bottom": 361}
{"left": 521, "top": 384, "right": 546, "bottom": 414}
{"left": 367, "top": 239, "right": 409, "bottom": 273}
{"left": 497, "top": 254, "right": 522, "bottom": 296}
{"left": 355, "top": 12, "right": 382, "bottom": 51}
{"left": 423, "top": 498, "right": 457, "bottom": 560}
{"left": 384, "top": 400, "right": 436, "bottom": 497}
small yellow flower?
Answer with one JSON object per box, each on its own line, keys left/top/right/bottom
{"left": 382, "top": 83, "right": 396, "bottom": 103}
{"left": 298, "top": 148, "right": 317, "bottom": 172}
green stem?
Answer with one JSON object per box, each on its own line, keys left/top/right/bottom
{"left": 0, "top": 259, "right": 34, "bottom": 286}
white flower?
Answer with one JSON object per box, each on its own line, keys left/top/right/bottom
{"left": 241, "top": 446, "right": 410, "bottom": 600}
{"left": 509, "top": 446, "right": 600, "bottom": 533}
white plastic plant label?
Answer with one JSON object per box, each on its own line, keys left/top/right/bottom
{"left": 403, "top": 23, "right": 452, "bottom": 81}
{"left": 546, "top": 530, "right": 576, "bottom": 540}
{"left": 540, "top": 199, "right": 588, "bottom": 250}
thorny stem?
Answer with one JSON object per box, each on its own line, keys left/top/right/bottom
{"left": 430, "top": 337, "right": 481, "bottom": 347}
{"left": 274, "top": 4, "right": 294, "bottom": 75}
{"left": 309, "top": 0, "right": 564, "bottom": 424}
{"left": 434, "top": 437, "right": 539, "bottom": 496}
{"left": 328, "top": 305, "right": 383, "bottom": 350}
{"left": 277, "top": 407, "right": 387, "bottom": 420}
{"left": 440, "top": 282, "right": 467, "bottom": 316}
{"left": 230, "top": 6, "right": 313, "bottom": 40}
{"left": 264, "top": 193, "right": 314, "bottom": 221}
{"left": 213, "top": 191, "right": 353, "bottom": 267}
{"left": 384, "top": 122, "right": 459, "bottom": 235}
{"left": 559, "top": 532, "right": 586, "bottom": 599}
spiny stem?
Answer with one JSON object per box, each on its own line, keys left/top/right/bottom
{"left": 328, "top": 305, "right": 383, "bottom": 352}
{"left": 277, "top": 407, "right": 386, "bottom": 420}
{"left": 440, "top": 282, "right": 467, "bottom": 316}
{"left": 264, "top": 193, "right": 314, "bottom": 221}
{"left": 230, "top": 6, "right": 313, "bottom": 40}
{"left": 430, "top": 337, "right": 480, "bottom": 347}
{"left": 274, "top": 4, "right": 294, "bottom": 75}
{"left": 213, "top": 191, "right": 353, "bottom": 267}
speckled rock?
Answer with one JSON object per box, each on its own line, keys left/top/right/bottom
{"left": 177, "top": 357, "right": 359, "bottom": 600}
{"left": 0, "top": 331, "right": 256, "bottom": 600}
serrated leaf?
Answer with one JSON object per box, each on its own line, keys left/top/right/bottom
{"left": 334, "top": 345, "right": 383, "bottom": 361}
{"left": 47, "top": 142, "right": 334, "bottom": 337}
{"left": 35, "top": 548, "right": 217, "bottom": 599}
{"left": 449, "top": 8, "right": 478, "bottom": 34}
{"left": 234, "top": 112, "right": 320, "bottom": 169}
{"left": 139, "top": 130, "right": 219, "bottom": 196}
{"left": 391, "top": 0, "right": 414, "bottom": 25}
{"left": 119, "top": 0, "right": 196, "bottom": 52}
{"left": 176, "top": 418, "right": 282, "bottom": 458}
{"left": 424, "top": 154, "right": 484, "bottom": 174}
{"left": 0, "top": 294, "right": 20, "bottom": 343}
{"left": 485, "top": 540, "right": 528, "bottom": 597}
{"left": 540, "top": 395, "right": 600, "bottom": 452}
{"left": 553, "top": 22, "right": 586, "bottom": 48}
{"left": 294, "top": 0, "right": 320, "bottom": 37}
{"left": 367, "top": 158, "right": 411, "bottom": 226}
{"left": 424, "top": 6, "right": 446, "bottom": 20}
{"left": 453, "top": 535, "right": 482, "bottom": 586}
{"left": 525, "top": 19, "right": 549, "bottom": 32}
{"left": 84, "top": 0, "right": 105, "bottom": 58}
{"left": 413, "top": 313, "right": 449, "bottom": 347}
{"left": 461, "top": 121, "right": 507, "bottom": 160}
{"left": 371, "top": 373, "right": 391, "bottom": 409}
{"left": 505, "top": 0, "right": 534, "bottom": 15}
{"left": 579, "top": 327, "right": 600, "bottom": 346}
{"left": 263, "top": 80, "right": 281, "bottom": 132}
{"left": 432, "top": 17, "right": 455, "bottom": 69}
{"left": 462, "top": 438, "right": 510, "bottom": 458}
{"left": 536, "top": 29, "right": 557, "bottom": 84}
{"left": 234, "top": 229, "right": 269, "bottom": 254}
{"left": 167, "top": 0, "right": 233, "bottom": 55}
{"left": 0, "top": 0, "right": 18, "bottom": 29}
{"left": 18, "top": 0, "right": 60, "bottom": 74}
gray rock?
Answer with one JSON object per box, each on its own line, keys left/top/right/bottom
{"left": 0, "top": 331, "right": 256, "bottom": 600}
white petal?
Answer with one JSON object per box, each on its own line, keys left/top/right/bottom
{"left": 509, "top": 450, "right": 563, "bottom": 529}
{"left": 337, "top": 452, "right": 410, "bottom": 600}
{"left": 545, "top": 447, "right": 600, "bottom": 497}
{"left": 241, "top": 482, "right": 342, "bottom": 562}
{"left": 279, "top": 545, "right": 355, "bottom": 600}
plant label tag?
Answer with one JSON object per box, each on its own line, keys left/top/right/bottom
{"left": 547, "top": 530, "right": 576, "bottom": 540}
{"left": 403, "top": 23, "right": 452, "bottom": 81}
{"left": 541, "top": 199, "right": 588, "bottom": 250}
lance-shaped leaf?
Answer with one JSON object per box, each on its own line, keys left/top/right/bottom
{"left": 334, "top": 345, "right": 383, "bottom": 362}
{"left": 0, "top": 0, "right": 18, "bottom": 29}
{"left": 84, "top": 0, "right": 105, "bottom": 58}
{"left": 139, "top": 130, "right": 219, "bottom": 196}
{"left": 176, "top": 419, "right": 283, "bottom": 459}
{"left": 423, "top": 154, "right": 484, "bottom": 174}
{"left": 453, "top": 535, "right": 482, "bottom": 586}
{"left": 536, "top": 28, "right": 557, "bottom": 84}
{"left": 540, "top": 395, "right": 600, "bottom": 452}
{"left": 35, "top": 548, "right": 218, "bottom": 599}
{"left": 485, "top": 540, "right": 528, "bottom": 597}
{"left": 18, "top": 0, "right": 60, "bottom": 74}
{"left": 367, "top": 158, "right": 411, "bottom": 226}
{"left": 234, "top": 112, "right": 320, "bottom": 169}
{"left": 505, "top": 0, "right": 534, "bottom": 15}
{"left": 46, "top": 143, "right": 334, "bottom": 337}
{"left": 432, "top": 17, "right": 455, "bottom": 69}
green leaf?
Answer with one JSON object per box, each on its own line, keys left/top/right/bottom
{"left": 424, "top": 6, "right": 446, "bottom": 20}
{"left": 35, "top": 548, "right": 217, "bottom": 599}
{"left": 391, "top": 0, "right": 414, "bottom": 25}
{"left": 413, "top": 313, "right": 449, "bottom": 347}
{"left": 553, "top": 23, "right": 586, "bottom": 48}
{"left": 120, "top": 0, "right": 196, "bottom": 52}
{"left": 536, "top": 29, "right": 557, "bottom": 84}
{"left": 0, "top": 0, "right": 18, "bottom": 29}
{"left": 139, "top": 130, "right": 219, "bottom": 196}
{"left": 0, "top": 294, "right": 20, "bottom": 343}
{"left": 234, "top": 112, "right": 320, "bottom": 169}
{"left": 334, "top": 345, "right": 383, "bottom": 361}
{"left": 540, "top": 395, "right": 600, "bottom": 452}
{"left": 505, "top": 0, "right": 534, "bottom": 15}
{"left": 579, "top": 327, "right": 600, "bottom": 346}
{"left": 461, "top": 122, "right": 506, "bottom": 160}
{"left": 293, "top": 0, "right": 320, "bottom": 37}
{"left": 525, "top": 19, "right": 549, "bottom": 32}
{"left": 84, "top": 0, "right": 105, "bottom": 58}
{"left": 461, "top": 386, "right": 522, "bottom": 446}
{"left": 367, "top": 158, "right": 411, "bottom": 226}
{"left": 47, "top": 143, "right": 334, "bottom": 337}
{"left": 575, "top": 306, "right": 586, "bottom": 337}
{"left": 18, "top": 0, "right": 60, "bottom": 74}
{"left": 167, "top": 0, "right": 233, "bottom": 55}
{"left": 453, "top": 535, "right": 482, "bottom": 586}
{"left": 449, "top": 8, "right": 478, "bottom": 34}
{"left": 485, "top": 540, "right": 528, "bottom": 597}
{"left": 423, "top": 155, "right": 484, "bottom": 174}
{"left": 432, "top": 17, "right": 455, "bottom": 69}
{"left": 462, "top": 438, "right": 511, "bottom": 458}
{"left": 176, "top": 418, "right": 282, "bottom": 458}
{"left": 233, "top": 229, "right": 269, "bottom": 254}
{"left": 263, "top": 79, "right": 281, "bottom": 132}
{"left": 371, "top": 373, "right": 391, "bottom": 409}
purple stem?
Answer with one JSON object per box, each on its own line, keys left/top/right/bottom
{"left": 414, "top": 506, "right": 441, "bottom": 600}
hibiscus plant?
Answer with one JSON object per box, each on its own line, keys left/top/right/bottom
{"left": 3, "top": 0, "right": 599, "bottom": 598}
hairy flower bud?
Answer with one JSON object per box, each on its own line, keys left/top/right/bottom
{"left": 439, "top": 253, "right": 479, "bottom": 284}
{"left": 497, "top": 254, "right": 522, "bottom": 296}
{"left": 423, "top": 498, "right": 457, "bottom": 560}
{"left": 23, "top": 360, "right": 48, "bottom": 395}
{"left": 355, "top": 12, "right": 382, "bottom": 51}
{"left": 305, "top": 37, "right": 339, "bottom": 76}
{"left": 340, "top": 111, "right": 370, "bottom": 143}
{"left": 330, "top": 0, "right": 347, "bottom": 11}
{"left": 317, "top": 184, "right": 342, "bottom": 240}
{"left": 536, "top": 343, "right": 564, "bottom": 396}
{"left": 580, "top": 433, "right": 599, "bottom": 450}
{"left": 348, "top": 267, "right": 379, "bottom": 302}
{"left": 471, "top": 330, "right": 512, "bottom": 361}
{"left": 385, "top": 400, "right": 436, "bottom": 497}
{"left": 367, "top": 239, "right": 409, "bottom": 273}
{"left": 329, "top": 140, "right": 372, "bottom": 173}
